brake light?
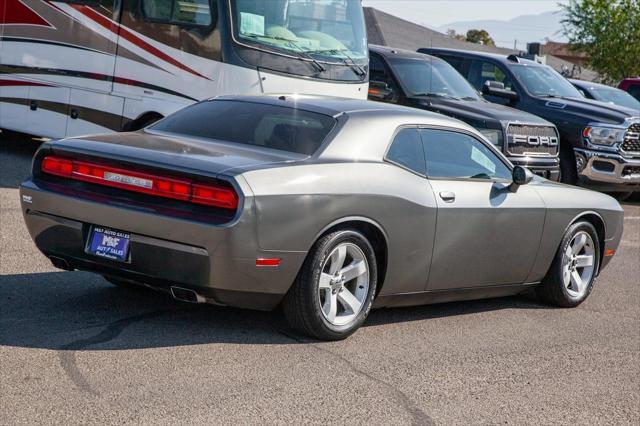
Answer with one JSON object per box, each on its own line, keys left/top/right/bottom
{"left": 40, "top": 155, "right": 238, "bottom": 210}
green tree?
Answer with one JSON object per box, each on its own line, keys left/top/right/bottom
{"left": 465, "top": 29, "right": 496, "bottom": 47}
{"left": 561, "top": 0, "right": 640, "bottom": 83}
{"left": 446, "top": 29, "right": 467, "bottom": 41}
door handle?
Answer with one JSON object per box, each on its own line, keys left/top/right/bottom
{"left": 439, "top": 191, "right": 456, "bottom": 203}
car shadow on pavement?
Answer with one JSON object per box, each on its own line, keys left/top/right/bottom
{"left": 0, "top": 271, "right": 548, "bottom": 350}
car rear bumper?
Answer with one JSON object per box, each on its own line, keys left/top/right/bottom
{"left": 19, "top": 179, "right": 306, "bottom": 310}
{"left": 575, "top": 148, "right": 640, "bottom": 191}
{"left": 508, "top": 156, "right": 560, "bottom": 181}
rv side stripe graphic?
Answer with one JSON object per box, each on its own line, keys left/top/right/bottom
{"left": 0, "top": 79, "right": 54, "bottom": 87}
{"left": 69, "top": 4, "right": 210, "bottom": 80}
{"left": 1, "top": 97, "right": 125, "bottom": 131}
{"left": 0, "top": 64, "right": 197, "bottom": 101}
{"left": 2, "top": 0, "right": 53, "bottom": 27}
{"left": 1, "top": 36, "right": 106, "bottom": 54}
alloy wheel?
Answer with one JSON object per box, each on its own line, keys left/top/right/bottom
{"left": 318, "top": 243, "right": 370, "bottom": 326}
{"left": 562, "top": 231, "right": 596, "bottom": 299}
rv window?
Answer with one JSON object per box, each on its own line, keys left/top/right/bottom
{"left": 142, "top": 0, "right": 213, "bottom": 27}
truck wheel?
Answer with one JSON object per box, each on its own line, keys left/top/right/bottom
{"left": 559, "top": 147, "right": 578, "bottom": 185}
{"left": 536, "top": 221, "right": 600, "bottom": 307}
{"left": 283, "top": 230, "right": 377, "bottom": 341}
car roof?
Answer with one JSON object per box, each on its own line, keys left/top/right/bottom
{"left": 418, "top": 47, "right": 541, "bottom": 66}
{"left": 369, "top": 44, "right": 442, "bottom": 62}
{"left": 212, "top": 94, "right": 442, "bottom": 118}
{"left": 569, "top": 79, "right": 617, "bottom": 90}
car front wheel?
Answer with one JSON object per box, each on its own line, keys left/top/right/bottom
{"left": 537, "top": 221, "right": 600, "bottom": 307}
{"left": 283, "top": 230, "right": 377, "bottom": 341}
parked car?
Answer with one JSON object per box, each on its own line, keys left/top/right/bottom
{"left": 369, "top": 45, "right": 560, "bottom": 180}
{"left": 570, "top": 79, "right": 640, "bottom": 111}
{"left": 21, "top": 96, "right": 623, "bottom": 340}
{"left": 618, "top": 78, "right": 640, "bottom": 102}
{"left": 419, "top": 48, "right": 640, "bottom": 194}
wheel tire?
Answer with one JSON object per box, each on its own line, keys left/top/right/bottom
{"left": 283, "top": 230, "right": 378, "bottom": 341}
{"left": 559, "top": 146, "right": 578, "bottom": 185}
{"left": 536, "top": 221, "right": 600, "bottom": 307}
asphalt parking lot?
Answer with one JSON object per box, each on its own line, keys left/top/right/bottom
{"left": 1, "top": 134, "right": 639, "bottom": 425}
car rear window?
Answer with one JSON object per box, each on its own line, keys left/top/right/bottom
{"left": 149, "top": 100, "right": 336, "bottom": 155}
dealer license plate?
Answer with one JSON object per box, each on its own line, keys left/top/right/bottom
{"left": 87, "top": 226, "right": 130, "bottom": 262}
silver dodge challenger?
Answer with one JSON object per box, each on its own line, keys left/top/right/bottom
{"left": 20, "top": 95, "right": 624, "bottom": 340}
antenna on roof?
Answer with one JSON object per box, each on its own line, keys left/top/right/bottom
{"left": 507, "top": 54, "right": 520, "bottom": 63}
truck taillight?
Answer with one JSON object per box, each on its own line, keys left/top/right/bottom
{"left": 41, "top": 155, "right": 238, "bottom": 210}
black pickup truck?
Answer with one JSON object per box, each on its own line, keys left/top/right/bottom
{"left": 419, "top": 47, "right": 640, "bottom": 194}
{"left": 369, "top": 45, "right": 560, "bottom": 180}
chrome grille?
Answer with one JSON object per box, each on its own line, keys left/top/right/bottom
{"left": 621, "top": 123, "right": 640, "bottom": 155}
{"left": 506, "top": 124, "right": 559, "bottom": 156}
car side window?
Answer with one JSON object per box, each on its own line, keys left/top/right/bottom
{"left": 469, "top": 60, "right": 514, "bottom": 91}
{"left": 628, "top": 84, "right": 640, "bottom": 101}
{"left": 420, "top": 129, "right": 511, "bottom": 180}
{"left": 386, "top": 128, "right": 427, "bottom": 175}
{"left": 369, "top": 54, "right": 396, "bottom": 87}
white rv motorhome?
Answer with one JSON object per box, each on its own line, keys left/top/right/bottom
{"left": 0, "top": 0, "right": 369, "bottom": 138}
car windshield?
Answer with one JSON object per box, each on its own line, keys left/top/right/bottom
{"left": 511, "top": 64, "right": 583, "bottom": 98}
{"left": 388, "top": 56, "right": 481, "bottom": 100}
{"left": 149, "top": 100, "right": 336, "bottom": 156}
{"left": 232, "top": 0, "right": 367, "bottom": 62}
{"left": 590, "top": 86, "right": 640, "bottom": 110}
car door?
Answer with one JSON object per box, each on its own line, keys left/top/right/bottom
{"left": 421, "top": 128, "right": 546, "bottom": 291}
{"left": 468, "top": 60, "right": 517, "bottom": 106}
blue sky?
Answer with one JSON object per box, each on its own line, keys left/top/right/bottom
{"left": 361, "top": 0, "right": 569, "bottom": 28}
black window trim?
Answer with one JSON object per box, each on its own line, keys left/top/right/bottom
{"left": 384, "top": 124, "right": 513, "bottom": 182}
{"left": 140, "top": 0, "right": 217, "bottom": 30}
{"left": 383, "top": 125, "right": 428, "bottom": 178}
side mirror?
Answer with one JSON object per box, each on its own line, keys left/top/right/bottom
{"left": 482, "top": 80, "right": 518, "bottom": 100}
{"left": 510, "top": 165, "right": 534, "bottom": 191}
{"left": 368, "top": 81, "right": 395, "bottom": 101}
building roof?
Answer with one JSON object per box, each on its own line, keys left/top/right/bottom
{"left": 364, "top": 7, "right": 601, "bottom": 82}
{"left": 364, "top": 7, "right": 517, "bottom": 55}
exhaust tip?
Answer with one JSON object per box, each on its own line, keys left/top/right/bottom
{"left": 170, "top": 286, "right": 205, "bottom": 304}
{"left": 49, "top": 256, "right": 73, "bottom": 271}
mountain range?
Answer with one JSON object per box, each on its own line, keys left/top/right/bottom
{"left": 437, "top": 11, "right": 568, "bottom": 51}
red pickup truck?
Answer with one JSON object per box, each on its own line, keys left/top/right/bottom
{"left": 618, "top": 78, "right": 640, "bottom": 102}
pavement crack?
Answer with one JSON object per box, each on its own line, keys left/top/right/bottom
{"left": 57, "top": 310, "right": 173, "bottom": 396}
{"left": 270, "top": 323, "right": 435, "bottom": 426}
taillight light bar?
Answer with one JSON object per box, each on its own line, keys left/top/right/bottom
{"left": 41, "top": 155, "right": 238, "bottom": 210}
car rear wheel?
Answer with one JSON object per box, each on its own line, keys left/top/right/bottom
{"left": 283, "top": 230, "right": 377, "bottom": 341}
{"left": 537, "top": 221, "right": 599, "bottom": 307}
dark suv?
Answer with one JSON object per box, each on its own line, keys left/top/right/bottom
{"left": 369, "top": 46, "right": 560, "bottom": 180}
{"left": 420, "top": 47, "right": 640, "bottom": 193}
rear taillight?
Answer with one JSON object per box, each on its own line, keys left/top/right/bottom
{"left": 41, "top": 155, "right": 238, "bottom": 210}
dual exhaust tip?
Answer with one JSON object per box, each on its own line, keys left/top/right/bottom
{"left": 170, "top": 286, "right": 207, "bottom": 304}
{"left": 49, "top": 255, "right": 210, "bottom": 305}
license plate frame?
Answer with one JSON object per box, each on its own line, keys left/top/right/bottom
{"left": 87, "top": 226, "right": 131, "bottom": 262}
